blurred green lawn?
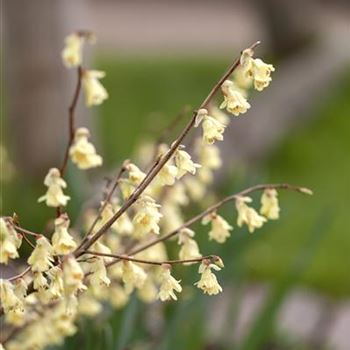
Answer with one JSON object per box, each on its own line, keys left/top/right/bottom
{"left": 98, "top": 56, "right": 350, "bottom": 297}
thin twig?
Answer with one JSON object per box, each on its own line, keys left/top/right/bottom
{"left": 75, "top": 41, "right": 261, "bottom": 255}
{"left": 13, "top": 225, "right": 41, "bottom": 238}
{"left": 84, "top": 250, "right": 214, "bottom": 266}
{"left": 60, "top": 66, "right": 83, "bottom": 176}
{"left": 105, "top": 183, "right": 312, "bottom": 268}
{"left": 7, "top": 266, "right": 31, "bottom": 282}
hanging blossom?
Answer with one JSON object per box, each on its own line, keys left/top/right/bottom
{"left": 121, "top": 260, "right": 147, "bottom": 293}
{"left": 235, "top": 196, "right": 267, "bottom": 233}
{"left": 195, "top": 261, "right": 223, "bottom": 295}
{"left": 0, "top": 279, "right": 24, "bottom": 316}
{"left": 175, "top": 146, "right": 201, "bottom": 179}
{"left": 133, "top": 196, "right": 163, "bottom": 238}
{"left": 196, "top": 139, "right": 222, "bottom": 171}
{"left": 89, "top": 258, "right": 111, "bottom": 290}
{"left": 63, "top": 256, "right": 86, "bottom": 297}
{"left": 51, "top": 213, "right": 77, "bottom": 255}
{"left": 82, "top": 70, "right": 108, "bottom": 107}
{"left": 46, "top": 266, "right": 64, "bottom": 301}
{"left": 61, "top": 32, "right": 95, "bottom": 68}
{"left": 126, "top": 163, "right": 146, "bottom": 186}
{"left": 178, "top": 228, "right": 202, "bottom": 263}
{"left": 0, "top": 218, "right": 22, "bottom": 264}
{"left": 198, "top": 109, "right": 226, "bottom": 145}
{"left": 157, "top": 162, "right": 178, "bottom": 186}
{"left": 69, "top": 127, "right": 102, "bottom": 169}
{"left": 202, "top": 212, "right": 233, "bottom": 244}
{"left": 38, "top": 168, "right": 70, "bottom": 207}
{"left": 260, "top": 188, "right": 280, "bottom": 220}
{"left": 158, "top": 264, "right": 182, "bottom": 301}
{"left": 220, "top": 80, "right": 251, "bottom": 116}
{"left": 27, "top": 236, "right": 54, "bottom": 272}
{"left": 210, "top": 106, "right": 231, "bottom": 126}
{"left": 240, "top": 48, "right": 275, "bottom": 91}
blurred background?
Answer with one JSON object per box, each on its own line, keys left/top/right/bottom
{"left": 2, "top": 0, "right": 350, "bottom": 349}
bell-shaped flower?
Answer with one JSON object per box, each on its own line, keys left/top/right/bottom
{"left": 175, "top": 147, "right": 201, "bottom": 179}
{"left": 202, "top": 212, "right": 233, "bottom": 243}
{"left": 157, "top": 163, "right": 178, "bottom": 186}
{"left": 178, "top": 228, "right": 201, "bottom": 263}
{"left": 0, "top": 279, "right": 24, "bottom": 315}
{"left": 63, "top": 256, "right": 86, "bottom": 296}
{"left": 61, "top": 33, "right": 84, "bottom": 68}
{"left": 133, "top": 196, "right": 163, "bottom": 238}
{"left": 89, "top": 257, "right": 111, "bottom": 287}
{"left": 260, "top": 188, "right": 280, "bottom": 220}
{"left": 121, "top": 260, "right": 147, "bottom": 292}
{"left": 46, "top": 266, "right": 64, "bottom": 300}
{"left": 38, "top": 168, "right": 70, "bottom": 207}
{"left": 82, "top": 70, "right": 108, "bottom": 106}
{"left": 158, "top": 264, "right": 182, "bottom": 301}
{"left": 126, "top": 163, "right": 146, "bottom": 186}
{"left": 220, "top": 80, "right": 251, "bottom": 116}
{"left": 51, "top": 214, "right": 77, "bottom": 255}
{"left": 201, "top": 109, "right": 226, "bottom": 144}
{"left": 27, "top": 236, "right": 54, "bottom": 272}
{"left": 236, "top": 196, "right": 267, "bottom": 233}
{"left": 240, "top": 49, "right": 275, "bottom": 91}
{"left": 0, "top": 218, "right": 22, "bottom": 264}
{"left": 69, "top": 128, "right": 102, "bottom": 169}
{"left": 195, "top": 261, "right": 223, "bottom": 295}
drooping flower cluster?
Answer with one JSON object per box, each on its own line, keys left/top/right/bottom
{"left": 0, "top": 32, "right": 313, "bottom": 350}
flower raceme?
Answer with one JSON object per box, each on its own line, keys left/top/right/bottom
{"left": 82, "top": 69, "right": 109, "bottom": 106}
{"left": 240, "top": 48, "right": 275, "bottom": 91}
{"left": 202, "top": 212, "right": 233, "bottom": 244}
{"left": 260, "top": 188, "right": 280, "bottom": 220}
{"left": 0, "top": 218, "right": 22, "bottom": 264}
{"left": 69, "top": 128, "right": 102, "bottom": 169}
{"left": 51, "top": 214, "right": 77, "bottom": 255}
{"left": 38, "top": 168, "right": 70, "bottom": 207}
{"left": 195, "top": 261, "right": 223, "bottom": 295}
{"left": 235, "top": 196, "right": 267, "bottom": 233}
{"left": 158, "top": 265, "right": 182, "bottom": 301}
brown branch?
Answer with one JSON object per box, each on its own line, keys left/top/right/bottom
{"left": 75, "top": 41, "right": 261, "bottom": 256}
{"left": 77, "top": 160, "right": 130, "bottom": 246}
{"left": 105, "top": 183, "right": 312, "bottom": 269}
{"left": 7, "top": 266, "right": 31, "bottom": 282}
{"left": 84, "top": 250, "right": 215, "bottom": 266}
{"left": 13, "top": 225, "right": 41, "bottom": 238}
{"left": 59, "top": 66, "right": 83, "bottom": 176}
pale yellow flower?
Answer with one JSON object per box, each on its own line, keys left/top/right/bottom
{"left": 202, "top": 213, "right": 233, "bottom": 243}
{"left": 0, "top": 279, "right": 24, "bottom": 315}
{"left": 33, "top": 272, "right": 48, "bottom": 291}
{"left": 183, "top": 176, "right": 206, "bottom": 201}
{"left": 240, "top": 49, "right": 275, "bottom": 91}
{"left": 260, "top": 188, "right": 280, "bottom": 220}
{"left": 220, "top": 80, "right": 251, "bottom": 116}
{"left": 158, "top": 265, "right": 182, "bottom": 301}
{"left": 197, "top": 167, "right": 214, "bottom": 184}
{"left": 196, "top": 139, "right": 222, "bottom": 170}
{"left": 201, "top": 111, "right": 226, "bottom": 145}
{"left": 157, "top": 163, "right": 178, "bottom": 186}
{"left": 46, "top": 266, "right": 64, "bottom": 300}
{"left": 89, "top": 258, "right": 111, "bottom": 287}
{"left": 236, "top": 196, "right": 267, "bottom": 233}
{"left": 38, "top": 168, "right": 70, "bottom": 207}
{"left": 27, "top": 236, "right": 54, "bottom": 272}
{"left": 13, "top": 278, "right": 27, "bottom": 301}
{"left": 161, "top": 202, "right": 184, "bottom": 233}
{"left": 61, "top": 33, "right": 83, "bottom": 68}
{"left": 0, "top": 218, "right": 21, "bottom": 264}
{"left": 133, "top": 196, "right": 163, "bottom": 238}
{"left": 63, "top": 256, "right": 86, "bottom": 296}
{"left": 138, "top": 276, "right": 158, "bottom": 303}
{"left": 121, "top": 260, "right": 147, "bottom": 292}
{"left": 51, "top": 214, "right": 77, "bottom": 255}
{"left": 165, "top": 182, "right": 189, "bottom": 206}
{"left": 178, "top": 228, "right": 201, "bottom": 263}
{"left": 90, "top": 241, "right": 113, "bottom": 262}
{"left": 109, "top": 284, "right": 129, "bottom": 309}
{"left": 195, "top": 262, "right": 222, "bottom": 295}
{"left": 78, "top": 293, "right": 102, "bottom": 317}
{"left": 69, "top": 128, "right": 102, "bottom": 169}
{"left": 175, "top": 148, "right": 201, "bottom": 179}
{"left": 110, "top": 200, "right": 133, "bottom": 235}
{"left": 82, "top": 70, "right": 108, "bottom": 106}
{"left": 126, "top": 163, "right": 146, "bottom": 186}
